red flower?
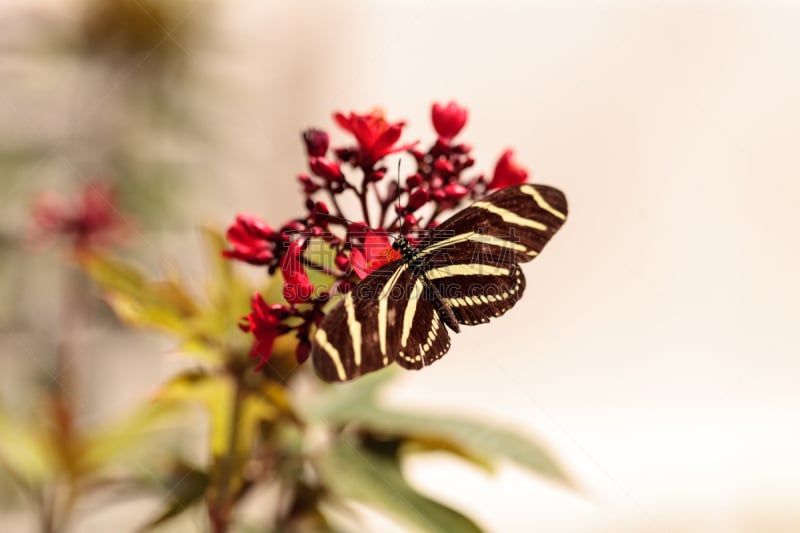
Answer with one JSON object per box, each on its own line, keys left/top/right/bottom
{"left": 488, "top": 149, "right": 528, "bottom": 189}
{"left": 431, "top": 101, "right": 468, "bottom": 142}
{"left": 333, "top": 109, "right": 416, "bottom": 166}
{"left": 223, "top": 214, "right": 278, "bottom": 265}
{"left": 29, "top": 182, "right": 127, "bottom": 253}
{"left": 350, "top": 230, "right": 401, "bottom": 279}
{"left": 240, "top": 293, "right": 289, "bottom": 371}
{"left": 281, "top": 240, "right": 315, "bottom": 304}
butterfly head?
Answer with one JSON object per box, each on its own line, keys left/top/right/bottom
{"left": 389, "top": 233, "right": 405, "bottom": 250}
{"left": 390, "top": 234, "right": 417, "bottom": 264}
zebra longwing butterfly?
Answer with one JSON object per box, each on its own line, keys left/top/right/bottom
{"left": 311, "top": 183, "right": 568, "bottom": 382}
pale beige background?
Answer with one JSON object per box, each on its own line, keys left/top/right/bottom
{"left": 3, "top": 1, "right": 800, "bottom": 532}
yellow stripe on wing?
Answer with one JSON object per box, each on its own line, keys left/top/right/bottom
{"left": 314, "top": 328, "right": 346, "bottom": 381}
{"left": 473, "top": 201, "right": 548, "bottom": 231}
{"left": 520, "top": 185, "right": 567, "bottom": 221}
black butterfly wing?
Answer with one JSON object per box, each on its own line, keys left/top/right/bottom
{"left": 311, "top": 261, "right": 415, "bottom": 382}
{"left": 311, "top": 184, "right": 568, "bottom": 381}
{"left": 423, "top": 263, "right": 526, "bottom": 326}
{"left": 393, "top": 278, "right": 452, "bottom": 370}
{"left": 419, "top": 184, "right": 568, "bottom": 266}
{"left": 418, "top": 184, "right": 566, "bottom": 326}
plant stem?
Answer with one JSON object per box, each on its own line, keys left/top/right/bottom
{"left": 326, "top": 187, "right": 345, "bottom": 221}
{"left": 208, "top": 368, "right": 246, "bottom": 533}
{"left": 39, "top": 263, "right": 91, "bottom": 533}
{"left": 358, "top": 166, "right": 372, "bottom": 227}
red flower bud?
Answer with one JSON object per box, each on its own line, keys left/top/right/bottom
{"left": 403, "top": 214, "right": 418, "bottom": 227}
{"left": 443, "top": 183, "right": 469, "bottom": 200}
{"left": 407, "top": 188, "right": 429, "bottom": 211}
{"left": 295, "top": 339, "right": 311, "bottom": 364}
{"left": 488, "top": 149, "right": 528, "bottom": 190}
{"left": 281, "top": 240, "right": 315, "bottom": 304}
{"left": 433, "top": 158, "right": 455, "bottom": 174}
{"left": 406, "top": 173, "right": 422, "bottom": 188}
{"left": 309, "top": 157, "right": 344, "bottom": 182}
{"left": 298, "top": 173, "right": 320, "bottom": 194}
{"left": 432, "top": 101, "right": 468, "bottom": 142}
{"left": 303, "top": 128, "right": 329, "bottom": 157}
{"left": 368, "top": 168, "right": 386, "bottom": 182}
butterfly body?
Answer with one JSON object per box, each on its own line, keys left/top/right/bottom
{"left": 311, "top": 184, "right": 568, "bottom": 382}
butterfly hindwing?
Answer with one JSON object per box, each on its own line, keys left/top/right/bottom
{"left": 394, "top": 278, "right": 452, "bottom": 369}
{"left": 311, "top": 262, "right": 411, "bottom": 382}
{"left": 424, "top": 263, "right": 526, "bottom": 326}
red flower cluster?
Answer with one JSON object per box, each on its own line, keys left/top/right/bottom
{"left": 28, "top": 182, "right": 128, "bottom": 254}
{"left": 224, "top": 102, "right": 532, "bottom": 372}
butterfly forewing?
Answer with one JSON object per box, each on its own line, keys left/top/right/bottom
{"left": 420, "top": 184, "right": 568, "bottom": 265}
{"left": 413, "top": 184, "right": 565, "bottom": 327}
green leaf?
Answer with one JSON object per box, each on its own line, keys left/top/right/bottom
{"left": 81, "top": 402, "right": 179, "bottom": 472}
{"left": 82, "top": 251, "right": 253, "bottom": 366}
{"left": 0, "top": 408, "right": 56, "bottom": 487}
{"left": 139, "top": 464, "right": 209, "bottom": 530}
{"left": 316, "top": 437, "right": 483, "bottom": 533}
{"left": 199, "top": 226, "right": 252, "bottom": 330}
{"left": 303, "top": 368, "right": 398, "bottom": 418}
{"left": 304, "top": 377, "right": 572, "bottom": 488}
{"left": 399, "top": 436, "right": 494, "bottom": 474}
{"left": 156, "top": 371, "right": 278, "bottom": 457}
{"left": 82, "top": 255, "right": 198, "bottom": 336}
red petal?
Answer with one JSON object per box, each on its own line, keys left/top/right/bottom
{"left": 350, "top": 248, "right": 370, "bottom": 280}
{"left": 369, "top": 124, "right": 403, "bottom": 161}
{"left": 309, "top": 157, "right": 344, "bottom": 182}
{"left": 488, "top": 149, "right": 528, "bottom": 190}
{"left": 333, "top": 112, "right": 354, "bottom": 133}
{"left": 432, "top": 101, "right": 468, "bottom": 141}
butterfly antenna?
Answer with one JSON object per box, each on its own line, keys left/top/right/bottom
{"left": 396, "top": 159, "right": 404, "bottom": 231}
{"left": 316, "top": 211, "right": 356, "bottom": 227}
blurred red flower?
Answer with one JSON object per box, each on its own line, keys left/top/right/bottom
{"left": 29, "top": 182, "right": 127, "bottom": 253}
{"left": 431, "top": 101, "right": 468, "bottom": 142}
{"left": 333, "top": 109, "right": 416, "bottom": 166}
{"left": 488, "top": 149, "right": 529, "bottom": 189}
{"left": 222, "top": 214, "right": 278, "bottom": 265}
{"left": 240, "top": 293, "right": 289, "bottom": 371}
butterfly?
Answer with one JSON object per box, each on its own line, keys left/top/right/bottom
{"left": 311, "top": 183, "right": 568, "bottom": 382}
